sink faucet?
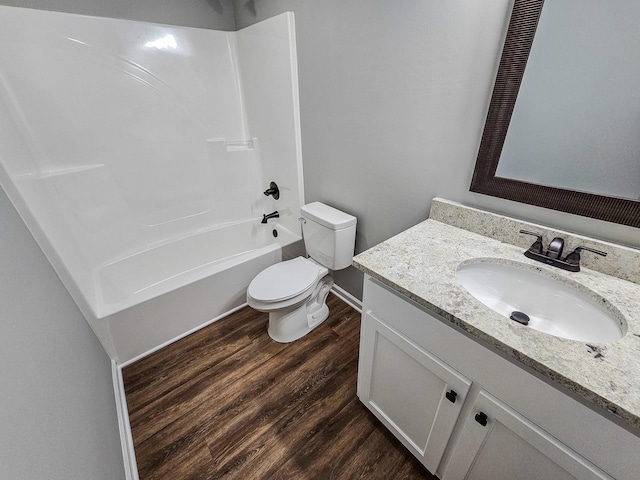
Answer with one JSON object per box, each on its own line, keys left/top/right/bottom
{"left": 261, "top": 211, "right": 279, "bottom": 223}
{"left": 519, "top": 230, "right": 606, "bottom": 272}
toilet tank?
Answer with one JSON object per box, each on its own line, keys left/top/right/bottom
{"left": 300, "top": 202, "right": 357, "bottom": 270}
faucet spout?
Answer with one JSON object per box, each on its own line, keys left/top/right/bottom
{"left": 546, "top": 237, "right": 564, "bottom": 259}
{"left": 261, "top": 211, "right": 279, "bottom": 224}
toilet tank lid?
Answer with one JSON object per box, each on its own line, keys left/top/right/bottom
{"left": 301, "top": 202, "right": 356, "bottom": 229}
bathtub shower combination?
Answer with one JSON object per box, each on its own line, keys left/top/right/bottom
{"left": 0, "top": 7, "right": 305, "bottom": 363}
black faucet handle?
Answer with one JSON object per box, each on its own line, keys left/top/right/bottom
{"left": 564, "top": 246, "right": 607, "bottom": 265}
{"left": 519, "top": 230, "right": 544, "bottom": 254}
{"left": 263, "top": 181, "right": 280, "bottom": 199}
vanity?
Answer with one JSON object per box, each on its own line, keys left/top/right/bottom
{"left": 353, "top": 199, "right": 640, "bottom": 480}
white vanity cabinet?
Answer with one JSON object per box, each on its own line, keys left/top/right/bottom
{"left": 357, "top": 276, "right": 637, "bottom": 479}
{"left": 358, "top": 311, "right": 471, "bottom": 473}
{"left": 442, "top": 390, "right": 611, "bottom": 480}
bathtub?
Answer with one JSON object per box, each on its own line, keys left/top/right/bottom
{"left": 88, "top": 220, "right": 304, "bottom": 364}
{"left": 0, "top": 8, "right": 305, "bottom": 365}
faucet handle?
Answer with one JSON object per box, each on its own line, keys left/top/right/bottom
{"left": 519, "top": 230, "right": 544, "bottom": 254}
{"left": 564, "top": 246, "right": 607, "bottom": 265}
{"left": 263, "top": 181, "right": 280, "bottom": 199}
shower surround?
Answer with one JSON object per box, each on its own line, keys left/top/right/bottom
{"left": 0, "top": 6, "right": 304, "bottom": 363}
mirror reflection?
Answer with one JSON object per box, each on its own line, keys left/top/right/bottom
{"left": 495, "top": 0, "right": 640, "bottom": 200}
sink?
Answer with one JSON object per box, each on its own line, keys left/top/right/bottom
{"left": 455, "top": 260, "right": 626, "bottom": 343}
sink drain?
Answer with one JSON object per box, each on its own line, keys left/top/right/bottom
{"left": 510, "top": 311, "right": 530, "bottom": 326}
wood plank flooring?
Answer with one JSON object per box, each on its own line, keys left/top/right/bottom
{"left": 123, "top": 294, "right": 437, "bottom": 479}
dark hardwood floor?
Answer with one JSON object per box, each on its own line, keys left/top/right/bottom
{"left": 123, "top": 293, "right": 437, "bottom": 479}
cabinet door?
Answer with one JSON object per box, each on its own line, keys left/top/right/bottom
{"left": 442, "top": 390, "right": 613, "bottom": 480}
{"left": 357, "top": 312, "right": 472, "bottom": 473}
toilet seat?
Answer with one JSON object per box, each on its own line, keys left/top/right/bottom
{"left": 247, "top": 257, "right": 326, "bottom": 304}
{"left": 246, "top": 202, "right": 356, "bottom": 343}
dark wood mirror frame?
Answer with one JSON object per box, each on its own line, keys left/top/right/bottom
{"left": 470, "top": 0, "right": 640, "bottom": 228}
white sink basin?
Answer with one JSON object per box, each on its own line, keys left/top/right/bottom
{"left": 456, "top": 261, "right": 626, "bottom": 343}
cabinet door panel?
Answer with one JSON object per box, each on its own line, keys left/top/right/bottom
{"left": 443, "top": 390, "right": 613, "bottom": 480}
{"left": 358, "top": 312, "right": 471, "bottom": 473}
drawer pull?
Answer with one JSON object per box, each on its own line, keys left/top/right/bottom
{"left": 445, "top": 390, "right": 458, "bottom": 403}
{"left": 475, "top": 412, "right": 488, "bottom": 426}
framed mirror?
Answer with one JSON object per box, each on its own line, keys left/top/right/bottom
{"left": 470, "top": 0, "right": 640, "bottom": 228}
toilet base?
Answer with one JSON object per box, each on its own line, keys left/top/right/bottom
{"left": 267, "top": 275, "right": 334, "bottom": 343}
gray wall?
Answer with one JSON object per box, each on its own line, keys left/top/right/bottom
{"left": 234, "top": 0, "right": 640, "bottom": 299}
{"left": 0, "top": 0, "right": 236, "bottom": 29}
{"left": 0, "top": 186, "right": 125, "bottom": 480}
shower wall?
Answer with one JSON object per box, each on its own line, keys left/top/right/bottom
{"left": 0, "top": 6, "right": 303, "bottom": 349}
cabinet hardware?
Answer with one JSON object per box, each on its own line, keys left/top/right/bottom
{"left": 445, "top": 390, "right": 458, "bottom": 403}
{"left": 474, "top": 412, "right": 488, "bottom": 426}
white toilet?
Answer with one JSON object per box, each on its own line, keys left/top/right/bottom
{"left": 247, "top": 202, "right": 357, "bottom": 343}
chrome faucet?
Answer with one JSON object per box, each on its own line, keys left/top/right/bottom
{"left": 261, "top": 211, "right": 279, "bottom": 223}
{"left": 519, "top": 230, "right": 606, "bottom": 272}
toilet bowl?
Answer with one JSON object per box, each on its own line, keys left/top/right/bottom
{"left": 247, "top": 202, "right": 357, "bottom": 343}
{"left": 247, "top": 256, "right": 332, "bottom": 342}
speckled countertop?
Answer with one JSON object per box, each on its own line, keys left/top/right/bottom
{"left": 353, "top": 202, "right": 640, "bottom": 432}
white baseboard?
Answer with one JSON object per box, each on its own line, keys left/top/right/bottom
{"left": 112, "top": 360, "right": 139, "bottom": 480}
{"left": 331, "top": 284, "right": 362, "bottom": 312}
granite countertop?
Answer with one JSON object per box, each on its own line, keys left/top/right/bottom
{"left": 353, "top": 219, "right": 640, "bottom": 432}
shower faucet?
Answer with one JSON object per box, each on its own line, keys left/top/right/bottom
{"left": 261, "top": 211, "right": 279, "bottom": 223}
{"left": 263, "top": 182, "right": 280, "bottom": 199}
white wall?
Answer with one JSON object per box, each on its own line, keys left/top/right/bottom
{"left": 0, "top": 186, "right": 124, "bottom": 480}
{"left": 233, "top": 0, "right": 640, "bottom": 299}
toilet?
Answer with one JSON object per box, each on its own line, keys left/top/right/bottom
{"left": 247, "top": 202, "right": 357, "bottom": 342}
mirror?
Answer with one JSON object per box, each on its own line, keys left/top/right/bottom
{"left": 470, "top": 0, "right": 640, "bottom": 228}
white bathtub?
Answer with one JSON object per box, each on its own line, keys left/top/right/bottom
{"left": 0, "top": 6, "right": 304, "bottom": 364}
{"left": 89, "top": 221, "right": 303, "bottom": 364}
{"left": 0, "top": 9, "right": 305, "bottom": 364}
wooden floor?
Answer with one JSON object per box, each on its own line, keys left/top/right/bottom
{"left": 123, "top": 294, "right": 437, "bottom": 479}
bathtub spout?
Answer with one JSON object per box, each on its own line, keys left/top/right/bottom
{"left": 261, "top": 211, "right": 279, "bottom": 223}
